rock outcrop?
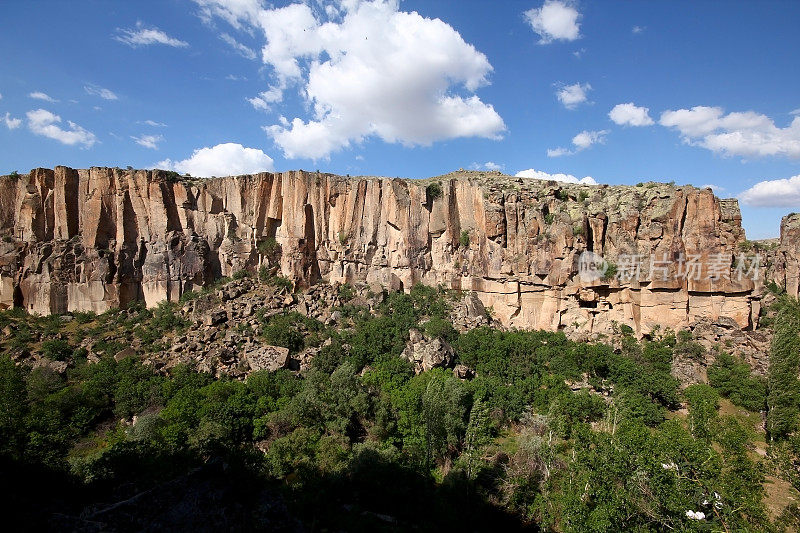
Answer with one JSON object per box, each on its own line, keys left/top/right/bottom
{"left": 0, "top": 167, "right": 793, "bottom": 335}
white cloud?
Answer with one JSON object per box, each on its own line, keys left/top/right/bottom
{"left": 524, "top": 1, "right": 581, "bottom": 44}
{"left": 632, "top": 25, "right": 644, "bottom": 34}
{"left": 573, "top": 129, "right": 608, "bottom": 149}
{"left": 609, "top": 102, "right": 654, "bottom": 126}
{"left": 132, "top": 134, "right": 164, "bottom": 150}
{"left": 791, "top": 108, "right": 800, "bottom": 116}
{"left": 29, "top": 91, "right": 57, "bottom": 102}
{"left": 84, "top": 84, "right": 118, "bottom": 100}
{"left": 659, "top": 106, "right": 800, "bottom": 158}
{"left": 26, "top": 109, "right": 97, "bottom": 148}
{"left": 115, "top": 21, "right": 189, "bottom": 48}
{"left": 156, "top": 142, "right": 274, "bottom": 177}
{"left": 140, "top": 119, "right": 167, "bottom": 127}
{"left": 546, "top": 147, "right": 573, "bottom": 158}
{"left": 0, "top": 93, "right": 3, "bottom": 99}
{"left": 548, "top": 129, "right": 608, "bottom": 157}
{"left": 247, "top": 87, "right": 283, "bottom": 111}
{"left": 220, "top": 32, "right": 256, "bottom": 60}
{"left": 701, "top": 184, "right": 725, "bottom": 192}
{"left": 515, "top": 168, "right": 598, "bottom": 185}
{"left": 226, "top": 74, "right": 248, "bottom": 81}
{"left": 3, "top": 112, "right": 22, "bottom": 130}
{"left": 738, "top": 175, "right": 800, "bottom": 207}
{"left": 197, "top": 0, "right": 505, "bottom": 160}
{"left": 556, "top": 82, "right": 591, "bottom": 109}
{"left": 470, "top": 161, "right": 504, "bottom": 171}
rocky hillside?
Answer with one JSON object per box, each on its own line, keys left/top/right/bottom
{"left": 0, "top": 167, "right": 797, "bottom": 335}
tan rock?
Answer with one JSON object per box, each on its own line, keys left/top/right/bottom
{"left": 0, "top": 167, "right": 795, "bottom": 336}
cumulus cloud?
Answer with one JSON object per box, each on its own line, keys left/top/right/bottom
{"left": 515, "top": 168, "right": 598, "bottom": 185}
{"left": 556, "top": 82, "right": 591, "bottom": 109}
{"left": 524, "top": 1, "right": 581, "bottom": 44}
{"left": 115, "top": 21, "right": 189, "bottom": 48}
{"left": 3, "top": 112, "right": 22, "bottom": 130}
{"left": 738, "top": 175, "right": 800, "bottom": 207}
{"left": 156, "top": 142, "right": 274, "bottom": 177}
{"left": 196, "top": 0, "right": 505, "bottom": 160}
{"left": 247, "top": 87, "right": 283, "bottom": 111}
{"left": 132, "top": 134, "right": 164, "bottom": 150}
{"left": 29, "top": 91, "right": 57, "bottom": 102}
{"left": 548, "top": 129, "right": 608, "bottom": 157}
{"left": 659, "top": 106, "right": 800, "bottom": 159}
{"left": 220, "top": 32, "right": 256, "bottom": 60}
{"left": 573, "top": 130, "right": 608, "bottom": 149}
{"left": 470, "top": 161, "right": 504, "bottom": 171}
{"left": 609, "top": 102, "right": 654, "bottom": 126}
{"left": 26, "top": 109, "right": 97, "bottom": 147}
{"left": 84, "top": 84, "right": 118, "bottom": 100}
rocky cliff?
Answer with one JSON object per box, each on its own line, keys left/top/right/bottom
{"left": 0, "top": 166, "right": 792, "bottom": 335}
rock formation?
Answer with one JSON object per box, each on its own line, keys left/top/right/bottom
{"left": 0, "top": 166, "right": 795, "bottom": 335}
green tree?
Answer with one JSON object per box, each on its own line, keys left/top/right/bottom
{"left": 767, "top": 297, "right": 800, "bottom": 440}
{"left": 0, "top": 354, "right": 28, "bottom": 458}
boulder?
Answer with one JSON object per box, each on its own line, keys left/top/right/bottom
{"left": 401, "top": 328, "right": 454, "bottom": 373}
{"left": 114, "top": 347, "right": 137, "bottom": 362}
{"left": 204, "top": 309, "right": 228, "bottom": 327}
{"left": 247, "top": 345, "right": 290, "bottom": 373}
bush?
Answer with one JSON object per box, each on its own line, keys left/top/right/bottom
{"left": 40, "top": 339, "right": 74, "bottom": 361}
{"left": 544, "top": 213, "right": 555, "bottom": 225}
{"left": 73, "top": 311, "right": 97, "bottom": 324}
{"left": 257, "top": 237, "right": 278, "bottom": 256}
{"left": 709, "top": 352, "right": 767, "bottom": 411}
{"left": 232, "top": 269, "right": 249, "bottom": 280}
{"left": 459, "top": 230, "right": 470, "bottom": 248}
{"left": 338, "top": 283, "right": 355, "bottom": 302}
{"left": 601, "top": 260, "right": 618, "bottom": 280}
{"left": 426, "top": 182, "right": 443, "bottom": 201}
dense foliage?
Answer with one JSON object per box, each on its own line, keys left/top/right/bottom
{"left": 0, "top": 287, "right": 797, "bottom": 530}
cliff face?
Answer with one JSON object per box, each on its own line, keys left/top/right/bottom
{"left": 0, "top": 166, "right": 783, "bottom": 335}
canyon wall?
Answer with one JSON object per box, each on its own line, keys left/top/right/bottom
{"left": 0, "top": 166, "right": 789, "bottom": 335}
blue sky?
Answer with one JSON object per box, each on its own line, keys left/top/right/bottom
{"left": 1, "top": 0, "right": 799, "bottom": 238}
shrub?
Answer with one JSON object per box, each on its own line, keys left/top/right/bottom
{"left": 1, "top": 235, "right": 10, "bottom": 243}
{"left": 426, "top": 182, "right": 442, "bottom": 202}
{"left": 41, "top": 339, "right": 74, "bottom": 361}
{"left": 73, "top": 311, "right": 97, "bottom": 324}
{"left": 578, "top": 191, "right": 589, "bottom": 202}
{"left": 556, "top": 189, "right": 569, "bottom": 201}
{"left": 544, "top": 213, "right": 555, "bottom": 225}
{"left": 708, "top": 352, "right": 767, "bottom": 411}
{"left": 572, "top": 224, "right": 584, "bottom": 237}
{"left": 338, "top": 283, "right": 355, "bottom": 302}
{"left": 601, "top": 260, "right": 618, "bottom": 280}
{"left": 232, "top": 269, "right": 249, "bottom": 280}
{"left": 257, "top": 237, "right": 278, "bottom": 256}
{"left": 163, "top": 170, "right": 181, "bottom": 182}
{"left": 459, "top": 230, "right": 470, "bottom": 248}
